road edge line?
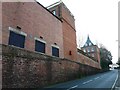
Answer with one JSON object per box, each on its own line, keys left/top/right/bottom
{"left": 82, "top": 79, "right": 93, "bottom": 84}
{"left": 67, "top": 85, "right": 78, "bottom": 90}
{"left": 111, "top": 70, "right": 119, "bottom": 90}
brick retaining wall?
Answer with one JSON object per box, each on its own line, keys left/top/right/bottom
{"left": 2, "top": 44, "right": 100, "bottom": 88}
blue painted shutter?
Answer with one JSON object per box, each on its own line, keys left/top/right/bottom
{"left": 9, "top": 31, "right": 25, "bottom": 48}
{"left": 52, "top": 47, "right": 59, "bottom": 57}
{"left": 35, "top": 40, "right": 45, "bottom": 53}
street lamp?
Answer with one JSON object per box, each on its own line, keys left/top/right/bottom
{"left": 116, "top": 40, "right": 120, "bottom": 67}
{"left": 116, "top": 40, "right": 120, "bottom": 48}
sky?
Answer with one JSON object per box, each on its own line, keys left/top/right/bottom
{"left": 37, "top": 0, "right": 119, "bottom": 63}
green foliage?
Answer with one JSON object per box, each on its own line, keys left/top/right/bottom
{"left": 100, "top": 46, "right": 112, "bottom": 69}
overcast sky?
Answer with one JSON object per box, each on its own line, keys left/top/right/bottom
{"left": 37, "top": 0, "right": 119, "bottom": 63}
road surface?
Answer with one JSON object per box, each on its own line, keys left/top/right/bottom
{"left": 45, "top": 70, "right": 118, "bottom": 90}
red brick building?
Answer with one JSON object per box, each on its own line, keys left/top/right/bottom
{"left": 2, "top": 1, "right": 101, "bottom": 68}
{"left": 2, "top": 2, "right": 64, "bottom": 58}
{"left": 81, "top": 36, "right": 100, "bottom": 63}
{"left": 47, "top": 1, "right": 77, "bottom": 60}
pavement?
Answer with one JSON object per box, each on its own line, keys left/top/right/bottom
{"left": 114, "top": 69, "right": 120, "bottom": 90}
{"left": 43, "top": 70, "right": 118, "bottom": 90}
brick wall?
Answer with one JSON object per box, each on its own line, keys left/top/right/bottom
{"left": 81, "top": 45, "right": 100, "bottom": 63}
{"left": 0, "top": 0, "right": 1, "bottom": 41}
{"left": 61, "top": 3, "right": 77, "bottom": 61}
{"left": 0, "top": 2, "right": 2, "bottom": 89}
{"left": 61, "top": 3, "right": 75, "bottom": 29}
{"left": 47, "top": 2, "right": 77, "bottom": 61}
{"left": 2, "top": 44, "right": 100, "bottom": 88}
{"left": 77, "top": 52, "right": 101, "bottom": 69}
{"left": 47, "top": 3, "right": 62, "bottom": 18}
{"left": 0, "top": 45, "right": 1, "bottom": 89}
{"left": 62, "top": 20, "right": 77, "bottom": 61}
{"left": 2, "top": 2, "right": 64, "bottom": 58}
{"left": 1, "top": 2, "right": 101, "bottom": 88}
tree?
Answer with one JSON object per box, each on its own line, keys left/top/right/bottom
{"left": 99, "top": 45, "right": 112, "bottom": 70}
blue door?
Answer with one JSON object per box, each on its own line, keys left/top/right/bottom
{"left": 52, "top": 47, "right": 59, "bottom": 57}
{"left": 35, "top": 40, "right": 45, "bottom": 53}
{"left": 9, "top": 31, "right": 25, "bottom": 48}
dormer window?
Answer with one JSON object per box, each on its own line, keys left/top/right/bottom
{"left": 87, "top": 49, "right": 90, "bottom": 52}
{"left": 83, "top": 49, "right": 86, "bottom": 52}
{"left": 89, "top": 43, "right": 92, "bottom": 46}
{"left": 52, "top": 10, "right": 56, "bottom": 15}
{"left": 92, "top": 54, "right": 95, "bottom": 57}
{"left": 91, "top": 47, "right": 94, "bottom": 52}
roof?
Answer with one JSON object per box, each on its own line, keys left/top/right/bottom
{"left": 46, "top": 0, "right": 74, "bottom": 19}
{"left": 83, "top": 35, "right": 94, "bottom": 47}
{"left": 35, "top": 0, "right": 62, "bottom": 22}
{"left": 46, "top": 0, "right": 62, "bottom": 9}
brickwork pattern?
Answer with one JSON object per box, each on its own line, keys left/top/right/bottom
{"left": 77, "top": 53, "right": 101, "bottom": 69}
{"left": 2, "top": 2, "right": 64, "bottom": 58}
{"left": 2, "top": 2, "right": 101, "bottom": 68}
{"left": 2, "top": 44, "right": 100, "bottom": 88}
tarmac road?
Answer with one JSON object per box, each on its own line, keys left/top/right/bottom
{"left": 44, "top": 70, "right": 118, "bottom": 90}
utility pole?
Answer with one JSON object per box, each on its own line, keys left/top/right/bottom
{"left": 116, "top": 40, "right": 120, "bottom": 67}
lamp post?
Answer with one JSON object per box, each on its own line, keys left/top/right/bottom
{"left": 116, "top": 40, "right": 120, "bottom": 48}
{"left": 116, "top": 40, "right": 120, "bottom": 67}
